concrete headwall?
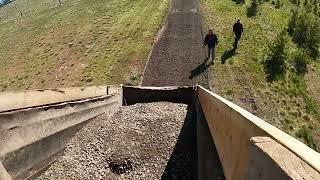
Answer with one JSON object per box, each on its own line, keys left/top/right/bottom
{"left": 197, "top": 86, "right": 320, "bottom": 180}
{"left": 122, "top": 86, "right": 195, "bottom": 105}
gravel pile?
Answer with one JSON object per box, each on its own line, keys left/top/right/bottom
{"left": 37, "top": 102, "right": 197, "bottom": 180}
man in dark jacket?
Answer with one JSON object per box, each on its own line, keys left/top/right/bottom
{"left": 233, "top": 19, "right": 244, "bottom": 49}
{"left": 204, "top": 29, "right": 218, "bottom": 61}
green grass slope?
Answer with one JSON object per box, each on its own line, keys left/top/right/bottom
{"left": 0, "top": 0, "right": 169, "bottom": 91}
{"left": 201, "top": 0, "right": 320, "bottom": 151}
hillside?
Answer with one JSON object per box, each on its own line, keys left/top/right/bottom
{"left": 0, "top": 0, "right": 169, "bottom": 91}
{"left": 201, "top": 0, "right": 320, "bottom": 150}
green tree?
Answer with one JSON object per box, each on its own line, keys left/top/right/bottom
{"left": 288, "top": 11, "right": 320, "bottom": 58}
{"left": 288, "top": 10, "right": 299, "bottom": 35}
{"left": 275, "top": 0, "right": 282, "bottom": 8}
{"left": 264, "top": 31, "right": 289, "bottom": 81}
{"left": 247, "top": 0, "right": 259, "bottom": 17}
{"left": 291, "top": 49, "right": 309, "bottom": 75}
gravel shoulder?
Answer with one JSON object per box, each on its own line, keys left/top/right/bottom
{"left": 37, "top": 102, "right": 197, "bottom": 180}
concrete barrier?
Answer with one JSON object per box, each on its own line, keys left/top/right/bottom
{"left": 197, "top": 86, "right": 320, "bottom": 180}
{"left": 0, "top": 86, "right": 119, "bottom": 112}
{"left": 245, "top": 137, "right": 319, "bottom": 180}
{"left": 196, "top": 98, "right": 224, "bottom": 180}
{"left": 0, "top": 87, "right": 120, "bottom": 179}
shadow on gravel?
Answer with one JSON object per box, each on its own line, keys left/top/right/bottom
{"left": 189, "top": 57, "right": 213, "bottom": 80}
{"left": 161, "top": 104, "right": 225, "bottom": 180}
{"left": 161, "top": 105, "right": 198, "bottom": 179}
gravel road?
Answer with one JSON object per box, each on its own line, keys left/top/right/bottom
{"left": 37, "top": 102, "right": 197, "bottom": 179}
{"left": 142, "top": 0, "right": 209, "bottom": 87}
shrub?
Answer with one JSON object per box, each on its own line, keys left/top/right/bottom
{"left": 287, "top": 10, "right": 299, "bottom": 35}
{"left": 289, "top": 0, "right": 300, "bottom": 5}
{"left": 314, "top": 3, "right": 319, "bottom": 14}
{"left": 288, "top": 11, "right": 320, "bottom": 59}
{"left": 247, "top": 0, "right": 259, "bottom": 17}
{"left": 264, "top": 31, "right": 289, "bottom": 81}
{"left": 291, "top": 49, "right": 309, "bottom": 75}
{"left": 289, "top": 73, "right": 307, "bottom": 96}
{"left": 295, "top": 126, "right": 318, "bottom": 151}
{"left": 275, "top": 0, "right": 283, "bottom": 8}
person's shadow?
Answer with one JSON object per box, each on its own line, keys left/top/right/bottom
{"left": 189, "top": 57, "right": 213, "bottom": 79}
{"left": 221, "top": 48, "right": 236, "bottom": 64}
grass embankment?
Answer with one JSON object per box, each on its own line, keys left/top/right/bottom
{"left": 0, "top": 0, "right": 170, "bottom": 91}
{"left": 201, "top": 0, "right": 320, "bottom": 151}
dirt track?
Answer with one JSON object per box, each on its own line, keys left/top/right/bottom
{"left": 142, "top": 0, "right": 209, "bottom": 87}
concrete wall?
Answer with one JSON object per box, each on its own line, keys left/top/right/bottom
{"left": 196, "top": 99, "right": 224, "bottom": 180}
{"left": 0, "top": 87, "right": 120, "bottom": 179}
{"left": 245, "top": 136, "right": 319, "bottom": 180}
{"left": 0, "top": 86, "right": 118, "bottom": 112}
{"left": 197, "top": 86, "right": 320, "bottom": 180}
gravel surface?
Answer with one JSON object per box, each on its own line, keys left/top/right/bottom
{"left": 142, "top": 0, "right": 209, "bottom": 87}
{"left": 37, "top": 102, "right": 197, "bottom": 180}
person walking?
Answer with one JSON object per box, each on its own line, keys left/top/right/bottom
{"left": 233, "top": 18, "right": 243, "bottom": 49}
{"left": 204, "top": 29, "right": 218, "bottom": 61}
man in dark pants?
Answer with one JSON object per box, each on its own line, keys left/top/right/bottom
{"left": 204, "top": 29, "right": 218, "bottom": 61}
{"left": 233, "top": 19, "right": 244, "bottom": 49}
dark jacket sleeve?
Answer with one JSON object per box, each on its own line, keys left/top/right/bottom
{"left": 204, "top": 35, "right": 208, "bottom": 45}
{"left": 240, "top": 24, "right": 244, "bottom": 33}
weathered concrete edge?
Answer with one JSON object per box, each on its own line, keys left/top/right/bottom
{"left": 245, "top": 136, "right": 320, "bottom": 180}
{"left": 198, "top": 85, "right": 320, "bottom": 173}
{"left": 0, "top": 96, "right": 118, "bottom": 157}
{"left": 0, "top": 86, "right": 119, "bottom": 112}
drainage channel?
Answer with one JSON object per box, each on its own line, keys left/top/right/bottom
{"left": 1, "top": 86, "right": 225, "bottom": 179}
{"left": 35, "top": 100, "right": 225, "bottom": 180}
{"left": 36, "top": 102, "right": 198, "bottom": 179}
